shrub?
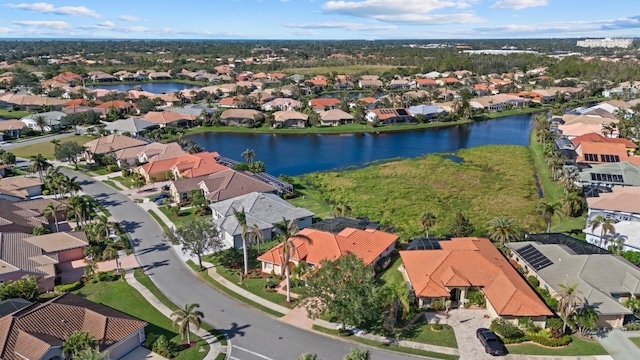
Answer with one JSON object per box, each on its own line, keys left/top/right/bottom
{"left": 144, "top": 333, "right": 158, "bottom": 349}
{"left": 490, "top": 319, "right": 525, "bottom": 339}
{"left": 624, "top": 323, "right": 640, "bottom": 331}
{"left": 152, "top": 335, "right": 179, "bottom": 358}
{"left": 431, "top": 324, "right": 443, "bottom": 331}
{"left": 54, "top": 281, "right": 83, "bottom": 292}
{"left": 467, "top": 290, "right": 486, "bottom": 307}
{"left": 106, "top": 165, "right": 119, "bottom": 173}
{"left": 97, "top": 271, "right": 119, "bottom": 282}
{"left": 527, "top": 276, "right": 540, "bottom": 288}
{"left": 545, "top": 297, "right": 558, "bottom": 311}
{"left": 529, "top": 332, "right": 572, "bottom": 347}
{"left": 431, "top": 300, "right": 444, "bottom": 311}
{"left": 518, "top": 317, "right": 539, "bottom": 332}
{"left": 546, "top": 317, "right": 564, "bottom": 331}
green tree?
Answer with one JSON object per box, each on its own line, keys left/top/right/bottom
{"left": 247, "top": 223, "right": 265, "bottom": 254}
{"left": 171, "top": 303, "right": 204, "bottom": 345}
{"left": 164, "top": 217, "right": 222, "bottom": 270}
{"left": 29, "top": 154, "right": 51, "bottom": 182}
{"left": 537, "top": 201, "right": 560, "bottom": 233}
{"left": 589, "top": 214, "right": 616, "bottom": 248}
{"left": 102, "top": 245, "right": 121, "bottom": 273}
{"left": 232, "top": 207, "right": 250, "bottom": 275}
{"left": 380, "top": 281, "right": 411, "bottom": 330}
{"left": 343, "top": 348, "right": 370, "bottom": 360}
{"left": 562, "top": 190, "right": 585, "bottom": 218}
{"left": 331, "top": 200, "right": 353, "bottom": 218}
{"left": 63, "top": 331, "right": 98, "bottom": 359}
{"left": 449, "top": 212, "right": 475, "bottom": 237}
{"left": 419, "top": 211, "right": 437, "bottom": 238}
{"left": 55, "top": 141, "right": 86, "bottom": 169}
{"left": 33, "top": 115, "right": 48, "bottom": 134}
{"left": 274, "top": 218, "right": 313, "bottom": 302}
{"left": 557, "top": 283, "right": 583, "bottom": 333}
{"left": 73, "top": 347, "right": 107, "bottom": 360}
{"left": 0, "top": 151, "right": 16, "bottom": 169}
{"left": 189, "top": 189, "right": 209, "bottom": 215}
{"left": 42, "top": 201, "right": 62, "bottom": 232}
{"left": 486, "top": 216, "right": 521, "bottom": 246}
{"left": 573, "top": 304, "right": 599, "bottom": 336}
{"left": 300, "top": 253, "right": 381, "bottom": 330}
{"left": 298, "top": 354, "right": 320, "bottom": 360}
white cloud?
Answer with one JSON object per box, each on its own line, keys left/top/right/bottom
{"left": 490, "top": 0, "right": 547, "bottom": 10}
{"left": 0, "top": 27, "right": 13, "bottom": 33}
{"left": 321, "top": 0, "right": 483, "bottom": 24}
{"left": 285, "top": 22, "right": 397, "bottom": 31}
{"left": 6, "top": 2, "right": 101, "bottom": 18}
{"left": 13, "top": 20, "right": 70, "bottom": 29}
{"left": 118, "top": 14, "right": 139, "bottom": 22}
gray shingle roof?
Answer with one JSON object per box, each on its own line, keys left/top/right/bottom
{"left": 509, "top": 241, "right": 640, "bottom": 316}
{"left": 579, "top": 162, "right": 640, "bottom": 186}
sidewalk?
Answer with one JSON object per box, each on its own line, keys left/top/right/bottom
{"left": 125, "top": 271, "right": 225, "bottom": 360}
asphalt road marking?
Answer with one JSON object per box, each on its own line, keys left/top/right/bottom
{"left": 232, "top": 345, "right": 274, "bottom": 360}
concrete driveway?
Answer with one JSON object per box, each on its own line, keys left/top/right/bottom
{"left": 120, "top": 346, "right": 168, "bottom": 360}
{"left": 427, "top": 308, "right": 498, "bottom": 360}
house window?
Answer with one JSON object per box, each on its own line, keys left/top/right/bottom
{"left": 265, "top": 263, "right": 272, "bottom": 270}
{"left": 600, "top": 154, "right": 621, "bottom": 163}
{"left": 584, "top": 153, "right": 599, "bottom": 162}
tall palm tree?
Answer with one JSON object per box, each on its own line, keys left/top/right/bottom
{"left": 380, "top": 281, "right": 411, "bottom": 330}
{"left": 418, "top": 211, "right": 437, "bottom": 239}
{"left": 589, "top": 214, "right": 616, "bottom": 248}
{"left": 557, "top": 283, "right": 583, "bottom": 333}
{"left": 66, "top": 196, "right": 84, "bottom": 227}
{"left": 486, "top": 216, "right": 521, "bottom": 246}
{"left": 50, "top": 138, "right": 61, "bottom": 150}
{"left": 93, "top": 215, "right": 112, "bottom": 240}
{"left": 42, "top": 201, "right": 61, "bottom": 232}
{"left": 103, "top": 245, "right": 120, "bottom": 273}
{"left": 74, "top": 347, "right": 107, "bottom": 360}
{"left": 241, "top": 148, "right": 255, "bottom": 164}
{"left": 33, "top": 115, "right": 48, "bottom": 134}
{"left": 273, "top": 218, "right": 312, "bottom": 302}
{"left": 232, "top": 207, "right": 250, "bottom": 275}
{"left": 537, "top": 201, "right": 560, "bottom": 233}
{"left": 171, "top": 303, "right": 204, "bottom": 345}
{"left": 248, "top": 223, "right": 265, "bottom": 254}
{"left": 29, "top": 154, "right": 51, "bottom": 182}
{"left": 562, "top": 191, "right": 585, "bottom": 218}
{"left": 66, "top": 176, "right": 82, "bottom": 197}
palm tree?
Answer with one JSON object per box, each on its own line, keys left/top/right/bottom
{"left": 51, "top": 138, "right": 61, "bottom": 150}
{"left": 103, "top": 245, "right": 121, "bottom": 273}
{"left": 380, "top": 281, "right": 411, "bottom": 330}
{"left": 557, "top": 283, "right": 583, "bottom": 333}
{"left": 42, "top": 201, "right": 61, "bottom": 232}
{"left": 94, "top": 215, "right": 112, "bottom": 241}
{"left": 66, "top": 196, "right": 84, "bottom": 227}
{"left": 419, "top": 211, "right": 437, "bottom": 238}
{"left": 241, "top": 148, "right": 255, "bottom": 164}
{"left": 273, "top": 218, "right": 312, "bottom": 302}
{"left": 84, "top": 260, "right": 98, "bottom": 280}
{"left": 74, "top": 347, "right": 107, "bottom": 360}
{"left": 171, "top": 303, "right": 204, "bottom": 345}
{"left": 66, "top": 176, "right": 82, "bottom": 197}
{"left": 63, "top": 331, "right": 98, "bottom": 359}
{"left": 29, "top": 154, "right": 51, "bottom": 182}
{"left": 33, "top": 115, "right": 48, "bottom": 134}
{"left": 589, "top": 214, "right": 616, "bottom": 248}
{"left": 298, "top": 354, "right": 320, "bottom": 360}
{"left": 331, "top": 201, "right": 353, "bottom": 217}
{"left": 248, "top": 223, "right": 265, "bottom": 254}
{"left": 232, "top": 207, "right": 250, "bottom": 275}
{"left": 537, "top": 201, "right": 560, "bottom": 232}
{"left": 607, "top": 235, "right": 625, "bottom": 255}
{"left": 562, "top": 191, "right": 585, "bottom": 218}
{"left": 486, "top": 216, "right": 521, "bottom": 246}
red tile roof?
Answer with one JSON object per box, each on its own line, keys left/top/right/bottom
{"left": 258, "top": 227, "right": 397, "bottom": 267}
{"left": 576, "top": 141, "right": 629, "bottom": 163}
{"left": 571, "top": 132, "right": 638, "bottom": 149}
{"left": 400, "top": 237, "right": 552, "bottom": 317}
{"left": 309, "top": 98, "right": 341, "bottom": 109}
{"left": 95, "top": 100, "right": 133, "bottom": 109}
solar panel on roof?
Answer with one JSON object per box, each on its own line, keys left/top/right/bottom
{"left": 517, "top": 244, "right": 554, "bottom": 270}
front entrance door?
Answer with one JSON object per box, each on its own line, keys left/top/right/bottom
{"left": 450, "top": 288, "right": 461, "bottom": 302}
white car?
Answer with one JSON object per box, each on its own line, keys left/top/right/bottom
{"left": 0, "top": 141, "right": 7, "bottom": 146}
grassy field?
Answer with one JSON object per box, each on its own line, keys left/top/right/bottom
{"left": 506, "top": 335, "right": 608, "bottom": 356}
{"left": 287, "top": 177, "right": 333, "bottom": 220}
{"left": 158, "top": 206, "right": 208, "bottom": 227}
{"left": 474, "top": 107, "right": 545, "bottom": 121}
{"left": 0, "top": 109, "right": 30, "bottom": 119}
{"left": 402, "top": 321, "right": 458, "bottom": 348}
{"left": 312, "top": 325, "right": 459, "bottom": 360}
{"left": 214, "top": 265, "right": 295, "bottom": 308}
{"left": 111, "top": 175, "right": 135, "bottom": 189}
{"left": 301, "top": 145, "right": 542, "bottom": 239}
{"left": 74, "top": 279, "right": 209, "bottom": 360}
{"left": 11, "top": 135, "right": 93, "bottom": 160}
{"left": 377, "top": 257, "right": 404, "bottom": 286}
{"left": 630, "top": 337, "right": 640, "bottom": 349}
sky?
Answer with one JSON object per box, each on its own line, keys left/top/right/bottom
{"left": 0, "top": 0, "right": 639, "bottom": 40}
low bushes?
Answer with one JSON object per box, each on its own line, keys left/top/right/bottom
{"left": 528, "top": 332, "right": 572, "bottom": 347}
{"left": 624, "top": 323, "right": 640, "bottom": 331}
{"left": 54, "top": 281, "right": 83, "bottom": 292}
{"left": 490, "top": 319, "right": 525, "bottom": 340}
{"left": 491, "top": 318, "right": 573, "bottom": 347}
{"left": 144, "top": 333, "right": 181, "bottom": 358}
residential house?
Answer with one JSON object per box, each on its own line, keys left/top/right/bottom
{"left": 319, "top": 109, "right": 354, "bottom": 126}
{"left": 114, "top": 142, "right": 185, "bottom": 168}
{"left": 0, "top": 94, "right": 66, "bottom": 111}
{"left": 358, "top": 79, "right": 384, "bottom": 89}
{"left": 20, "top": 111, "right": 66, "bottom": 132}
{"left": 261, "top": 98, "right": 301, "bottom": 112}
{"left": 102, "top": 117, "right": 159, "bottom": 136}
{"left": 0, "top": 293, "right": 146, "bottom": 360}
{"left": 509, "top": 233, "right": 639, "bottom": 328}
{"left": 469, "top": 94, "right": 527, "bottom": 112}
{"left": 308, "top": 98, "right": 341, "bottom": 112}
{"left": 574, "top": 141, "right": 640, "bottom": 164}
{"left": 14, "top": 198, "right": 67, "bottom": 229}
{"left": 0, "top": 119, "right": 28, "bottom": 138}
{"left": 366, "top": 108, "right": 416, "bottom": 125}
{"left": 578, "top": 162, "right": 640, "bottom": 189}
{"left": 0, "top": 199, "right": 49, "bottom": 234}
{"left": 358, "top": 97, "right": 379, "bottom": 110}
{"left": 219, "top": 109, "right": 264, "bottom": 127}
{"left": 142, "top": 111, "right": 198, "bottom": 128}
{"left": 388, "top": 79, "right": 411, "bottom": 89}
{"left": 415, "top": 78, "right": 437, "bottom": 88}
{"left": 558, "top": 123, "right": 611, "bottom": 139}
{"left": 136, "top": 152, "right": 226, "bottom": 183}
{"left": 583, "top": 187, "right": 640, "bottom": 250}
{"left": 409, "top": 105, "right": 448, "bottom": 120}
{"left": 169, "top": 169, "right": 275, "bottom": 203}
{"left": 258, "top": 227, "right": 397, "bottom": 276}
{"left": 333, "top": 79, "right": 355, "bottom": 90}
{"left": 272, "top": 110, "right": 308, "bottom": 128}
{"left": 571, "top": 132, "right": 638, "bottom": 154}
{"left": 211, "top": 192, "right": 313, "bottom": 249}
{"left": 84, "top": 134, "right": 149, "bottom": 161}
{"left": 0, "top": 177, "right": 43, "bottom": 201}
{"left": 52, "top": 71, "right": 82, "bottom": 85}
{"left": 401, "top": 237, "right": 552, "bottom": 328}
{"left": 436, "top": 77, "right": 461, "bottom": 86}
{"left": 148, "top": 71, "right": 171, "bottom": 80}
{"left": 88, "top": 71, "right": 118, "bottom": 82}
{"left": 95, "top": 100, "right": 135, "bottom": 116}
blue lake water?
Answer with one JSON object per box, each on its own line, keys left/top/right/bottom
{"left": 187, "top": 114, "right": 534, "bottom": 176}
{"left": 88, "top": 82, "right": 199, "bottom": 93}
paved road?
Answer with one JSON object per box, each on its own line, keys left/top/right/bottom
{"left": 62, "top": 168, "right": 426, "bottom": 360}
{"left": 2, "top": 132, "right": 76, "bottom": 151}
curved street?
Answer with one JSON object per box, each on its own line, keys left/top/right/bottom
{"left": 61, "top": 168, "right": 425, "bottom": 360}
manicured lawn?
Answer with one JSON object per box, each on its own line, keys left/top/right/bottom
{"left": 506, "top": 335, "right": 608, "bottom": 356}
{"left": 11, "top": 135, "right": 93, "bottom": 160}
{"left": 73, "top": 279, "right": 209, "bottom": 360}
{"left": 158, "top": 206, "right": 208, "bottom": 227}
{"left": 312, "top": 325, "right": 459, "bottom": 360}
{"left": 0, "top": 109, "right": 29, "bottom": 119}
{"left": 147, "top": 210, "right": 171, "bottom": 234}
{"left": 400, "top": 321, "right": 458, "bottom": 349}
{"left": 302, "top": 145, "right": 542, "bottom": 238}
{"left": 377, "top": 256, "right": 404, "bottom": 287}
{"left": 630, "top": 337, "right": 640, "bottom": 349}
{"left": 102, "top": 180, "right": 120, "bottom": 190}
{"left": 111, "top": 176, "right": 136, "bottom": 189}
{"left": 474, "top": 107, "right": 546, "bottom": 121}
{"left": 214, "top": 264, "right": 295, "bottom": 309}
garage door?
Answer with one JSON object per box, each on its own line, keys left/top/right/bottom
{"left": 107, "top": 332, "right": 143, "bottom": 360}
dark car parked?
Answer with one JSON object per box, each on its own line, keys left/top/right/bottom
{"left": 152, "top": 193, "right": 169, "bottom": 202}
{"left": 476, "top": 328, "right": 506, "bottom": 356}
